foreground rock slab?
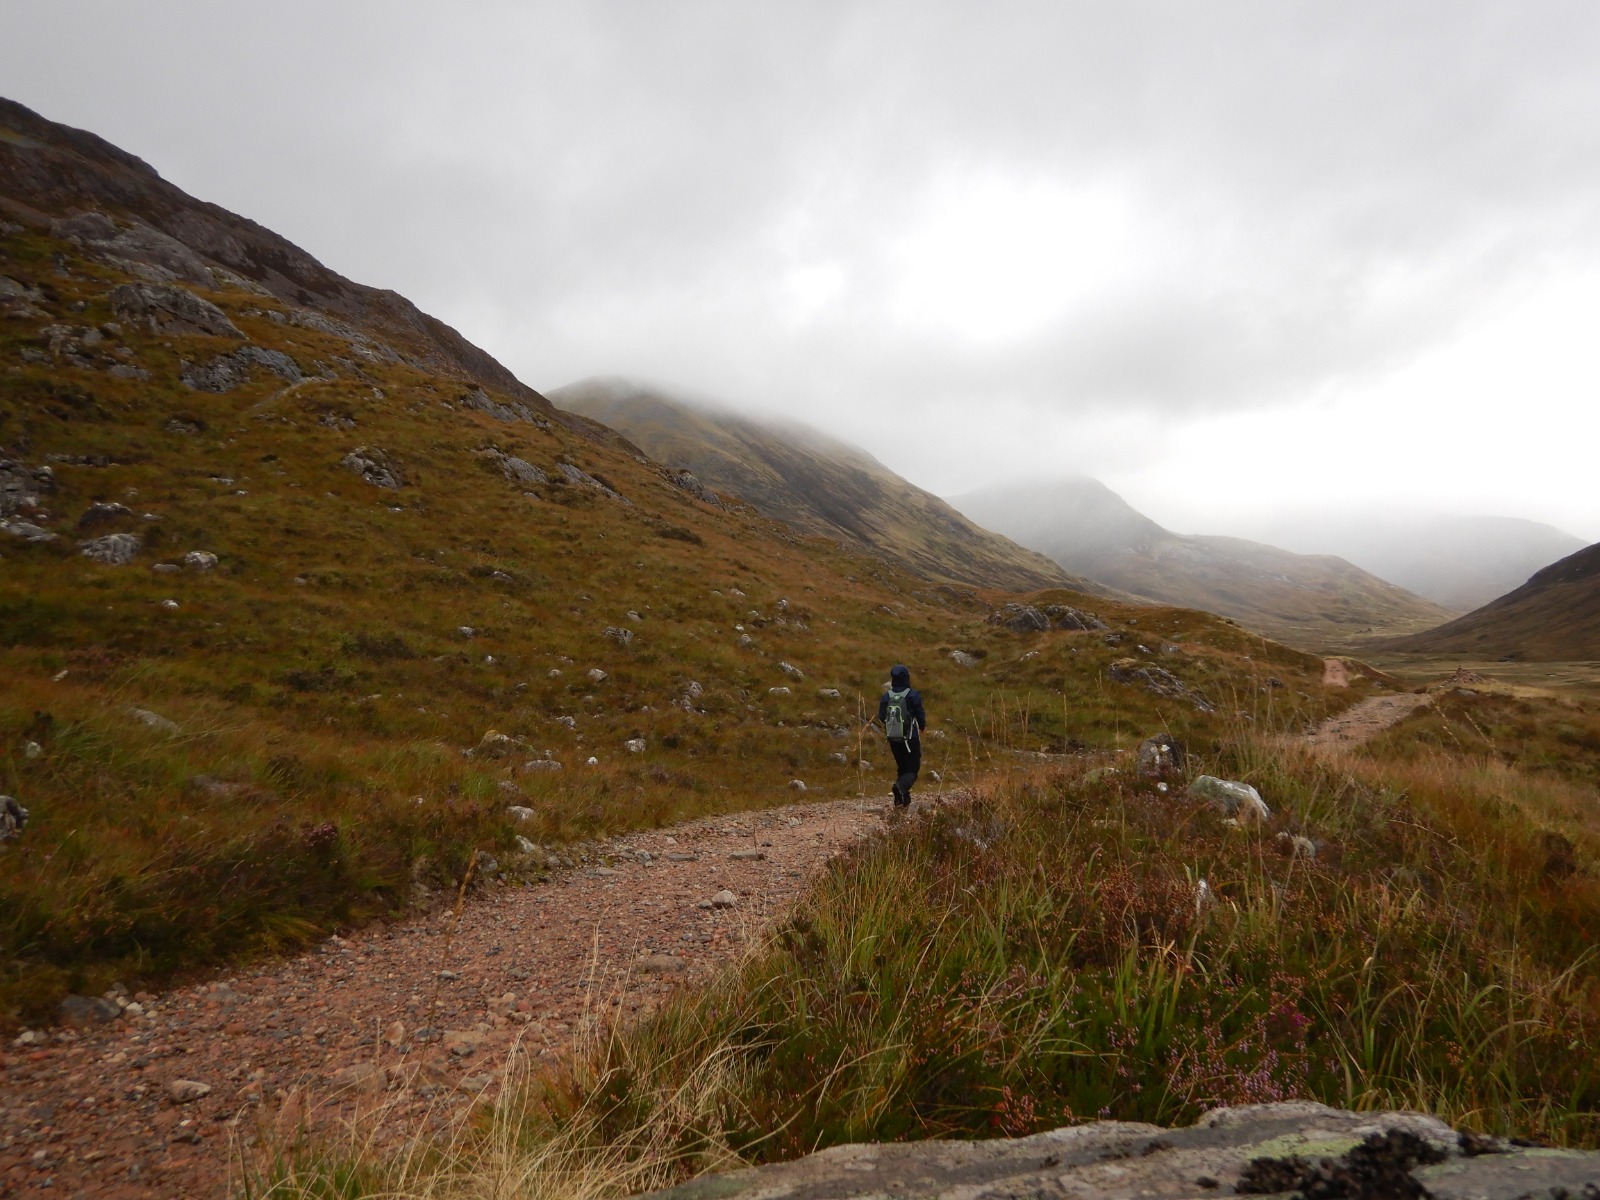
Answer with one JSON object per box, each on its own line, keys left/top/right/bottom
{"left": 639, "top": 1102, "right": 1599, "bottom": 1200}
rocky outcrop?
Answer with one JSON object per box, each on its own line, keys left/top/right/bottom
{"left": 988, "top": 603, "right": 1052, "bottom": 633}
{"left": 460, "top": 386, "right": 549, "bottom": 428}
{"left": 989, "top": 603, "right": 1109, "bottom": 634}
{"left": 50, "top": 210, "right": 216, "bottom": 287}
{"left": 1108, "top": 658, "right": 1214, "bottom": 712}
{"left": 181, "top": 344, "right": 302, "bottom": 391}
{"left": 556, "top": 462, "right": 628, "bottom": 503}
{"left": 109, "top": 282, "right": 242, "bottom": 338}
{"left": 0, "top": 457, "right": 53, "bottom": 518}
{"left": 480, "top": 448, "right": 549, "bottom": 487}
{"left": 341, "top": 447, "right": 405, "bottom": 490}
{"left": 667, "top": 467, "right": 722, "bottom": 507}
{"left": 0, "top": 96, "right": 554, "bottom": 407}
{"left": 635, "top": 1103, "right": 1600, "bottom": 1200}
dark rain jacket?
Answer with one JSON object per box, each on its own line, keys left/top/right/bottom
{"left": 877, "top": 665, "right": 927, "bottom": 741}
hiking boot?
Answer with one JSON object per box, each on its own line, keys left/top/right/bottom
{"left": 890, "top": 783, "right": 905, "bottom": 807}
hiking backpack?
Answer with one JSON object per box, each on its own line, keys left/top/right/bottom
{"left": 884, "top": 687, "right": 911, "bottom": 739}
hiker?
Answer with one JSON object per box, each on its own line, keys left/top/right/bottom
{"left": 877, "top": 664, "right": 927, "bottom": 808}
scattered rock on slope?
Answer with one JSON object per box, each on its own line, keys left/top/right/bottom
{"left": 1136, "top": 733, "right": 1185, "bottom": 780}
{"left": 79, "top": 532, "right": 140, "bottom": 564}
{"left": 1108, "top": 658, "right": 1213, "bottom": 712}
{"left": 341, "top": 447, "right": 405, "bottom": 489}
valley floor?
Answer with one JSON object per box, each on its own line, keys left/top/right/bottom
{"left": 0, "top": 683, "right": 1429, "bottom": 1200}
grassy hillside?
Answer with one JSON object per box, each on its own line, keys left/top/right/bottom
{"left": 1380, "top": 541, "right": 1600, "bottom": 662}
{"left": 0, "top": 109, "right": 1351, "bottom": 1026}
{"left": 551, "top": 378, "right": 1094, "bottom": 595}
{"left": 950, "top": 477, "right": 1454, "bottom": 650}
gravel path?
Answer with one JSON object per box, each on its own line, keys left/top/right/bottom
{"left": 1303, "top": 692, "right": 1431, "bottom": 751}
{"left": 0, "top": 795, "right": 907, "bottom": 1199}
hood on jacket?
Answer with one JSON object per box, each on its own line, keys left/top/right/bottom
{"left": 889, "top": 664, "right": 911, "bottom": 688}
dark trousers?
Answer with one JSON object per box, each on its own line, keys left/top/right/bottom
{"left": 888, "top": 736, "right": 921, "bottom": 803}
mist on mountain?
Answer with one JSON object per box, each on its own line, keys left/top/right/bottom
{"left": 1220, "top": 509, "right": 1588, "bottom": 612}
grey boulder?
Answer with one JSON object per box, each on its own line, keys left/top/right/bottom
{"left": 1187, "top": 775, "right": 1271, "bottom": 824}
{"left": 632, "top": 1102, "right": 1599, "bottom": 1200}
{"left": 58, "top": 994, "right": 122, "bottom": 1026}
{"left": 80, "top": 532, "right": 141, "bottom": 564}
{"left": 1136, "top": 733, "right": 1186, "bottom": 780}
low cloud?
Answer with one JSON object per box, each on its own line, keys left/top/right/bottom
{"left": 7, "top": 1, "right": 1600, "bottom": 535}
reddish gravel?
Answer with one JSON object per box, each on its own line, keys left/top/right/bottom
{"left": 0, "top": 795, "right": 908, "bottom": 1199}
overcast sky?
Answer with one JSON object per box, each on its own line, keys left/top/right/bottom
{"left": 6, "top": 1, "right": 1599, "bottom": 541}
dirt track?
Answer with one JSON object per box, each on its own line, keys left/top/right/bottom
{"left": 1305, "top": 658, "right": 1432, "bottom": 751}
{"left": 0, "top": 796, "right": 904, "bottom": 1199}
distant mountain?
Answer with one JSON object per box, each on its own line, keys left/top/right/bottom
{"left": 551, "top": 379, "right": 1095, "bottom": 594}
{"left": 949, "top": 477, "right": 1454, "bottom": 647}
{"left": 1380, "top": 541, "right": 1600, "bottom": 661}
{"left": 1232, "top": 512, "right": 1589, "bottom": 611}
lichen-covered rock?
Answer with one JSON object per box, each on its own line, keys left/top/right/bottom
{"left": 1044, "top": 604, "right": 1107, "bottom": 631}
{"left": 76, "top": 501, "right": 131, "bottom": 529}
{"left": 109, "top": 282, "right": 242, "bottom": 338}
{"left": 1108, "top": 658, "right": 1214, "bottom": 712}
{"left": 631, "top": 1103, "right": 1600, "bottom": 1200}
{"left": 460, "top": 386, "right": 548, "bottom": 427}
{"left": 988, "top": 603, "right": 1051, "bottom": 633}
{"left": 79, "top": 532, "right": 141, "bottom": 564}
{"left": 181, "top": 344, "right": 303, "bottom": 392}
{"left": 53, "top": 211, "right": 216, "bottom": 287}
{"left": 556, "top": 462, "right": 628, "bottom": 503}
{"left": 1187, "top": 775, "right": 1271, "bottom": 824}
{"left": 1137, "top": 732, "right": 1186, "bottom": 780}
{"left": 341, "top": 446, "right": 404, "bottom": 489}
{"left": 481, "top": 448, "right": 549, "bottom": 486}
{"left": 667, "top": 467, "right": 721, "bottom": 507}
{"left": 2, "top": 520, "right": 58, "bottom": 544}
{"left": 949, "top": 650, "right": 979, "bottom": 668}
{"left": 0, "top": 457, "right": 53, "bottom": 518}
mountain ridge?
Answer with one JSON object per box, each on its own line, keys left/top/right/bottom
{"left": 551, "top": 377, "right": 1102, "bottom": 596}
{"left": 949, "top": 476, "right": 1455, "bottom": 648}
{"left": 1232, "top": 510, "right": 1589, "bottom": 611}
{"left": 1380, "top": 540, "right": 1600, "bottom": 661}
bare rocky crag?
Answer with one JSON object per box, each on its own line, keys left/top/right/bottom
{"left": 0, "top": 96, "right": 546, "bottom": 408}
{"left": 639, "top": 1103, "right": 1600, "bottom": 1200}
